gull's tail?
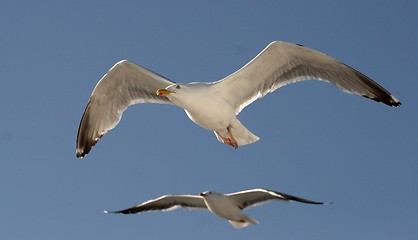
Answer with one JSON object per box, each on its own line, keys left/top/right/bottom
{"left": 214, "top": 119, "right": 260, "bottom": 147}
{"left": 229, "top": 217, "right": 259, "bottom": 228}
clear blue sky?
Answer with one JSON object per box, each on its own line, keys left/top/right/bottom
{"left": 1, "top": 0, "right": 416, "bottom": 239}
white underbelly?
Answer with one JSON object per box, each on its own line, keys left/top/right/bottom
{"left": 205, "top": 198, "right": 244, "bottom": 221}
{"left": 184, "top": 99, "right": 236, "bottom": 131}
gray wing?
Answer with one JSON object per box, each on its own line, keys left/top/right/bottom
{"left": 105, "top": 194, "right": 207, "bottom": 214}
{"left": 226, "top": 188, "right": 326, "bottom": 210}
{"left": 76, "top": 60, "right": 175, "bottom": 158}
{"left": 214, "top": 41, "right": 401, "bottom": 114}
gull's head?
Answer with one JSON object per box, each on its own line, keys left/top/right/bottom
{"left": 156, "top": 84, "right": 183, "bottom": 97}
{"left": 200, "top": 191, "right": 223, "bottom": 198}
{"left": 156, "top": 83, "right": 211, "bottom": 109}
{"left": 200, "top": 191, "right": 212, "bottom": 197}
{"left": 156, "top": 82, "right": 211, "bottom": 98}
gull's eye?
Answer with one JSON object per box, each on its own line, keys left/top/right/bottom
{"left": 176, "top": 85, "right": 181, "bottom": 89}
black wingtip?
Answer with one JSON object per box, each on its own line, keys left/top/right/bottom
{"left": 75, "top": 132, "right": 100, "bottom": 158}
{"left": 362, "top": 95, "right": 401, "bottom": 107}
{"left": 392, "top": 101, "right": 401, "bottom": 107}
{"left": 76, "top": 134, "right": 102, "bottom": 158}
{"left": 76, "top": 142, "right": 95, "bottom": 158}
{"left": 105, "top": 209, "right": 137, "bottom": 214}
{"left": 76, "top": 99, "right": 97, "bottom": 159}
{"left": 76, "top": 151, "right": 86, "bottom": 158}
{"left": 75, "top": 144, "right": 91, "bottom": 158}
{"left": 76, "top": 145, "right": 95, "bottom": 158}
{"left": 279, "top": 192, "right": 327, "bottom": 205}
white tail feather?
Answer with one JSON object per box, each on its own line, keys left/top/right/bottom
{"left": 213, "top": 119, "right": 260, "bottom": 146}
{"left": 229, "top": 220, "right": 250, "bottom": 228}
{"left": 229, "top": 217, "right": 259, "bottom": 228}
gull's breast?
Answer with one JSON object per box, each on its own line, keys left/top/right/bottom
{"left": 182, "top": 91, "right": 236, "bottom": 131}
{"left": 204, "top": 196, "right": 244, "bottom": 221}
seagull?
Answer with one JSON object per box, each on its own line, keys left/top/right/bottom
{"left": 76, "top": 41, "right": 401, "bottom": 157}
{"left": 104, "top": 188, "right": 329, "bottom": 228}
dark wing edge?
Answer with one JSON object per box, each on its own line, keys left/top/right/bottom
{"left": 267, "top": 189, "right": 329, "bottom": 205}
{"left": 76, "top": 60, "right": 174, "bottom": 158}
{"left": 227, "top": 188, "right": 329, "bottom": 210}
{"left": 76, "top": 101, "right": 101, "bottom": 158}
{"left": 342, "top": 63, "right": 401, "bottom": 107}
{"left": 104, "top": 195, "right": 207, "bottom": 214}
{"left": 215, "top": 41, "right": 401, "bottom": 115}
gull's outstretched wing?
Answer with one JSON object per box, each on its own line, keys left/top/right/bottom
{"left": 226, "top": 188, "right": 326, "bottom": 210}
{"left": 76, "top": 60, "right": 174, "bottom": 158}
{"left": 215, "top": 41, "right": 401, "bottom": 114}
{"left": 105, "top": 194, "right": 207, "bottom": 214}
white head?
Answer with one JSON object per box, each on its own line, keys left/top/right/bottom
{"left": 156, "top": 84, "right": 180, "bottom": 97}
{"left": 156, "top": 83, "right": 212, "bottom": 96}
{"left": 200, "top": 191, "right": 222, "bottom": 198}
{"left": 156, "top": 83, "right": 211, "bottom": 108}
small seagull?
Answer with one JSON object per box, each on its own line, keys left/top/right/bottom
{"left": 104, "top": 188, "right": 330, "bottom": 228}
{"left": 76, "top": 41, "right": 401, "bottom": 157}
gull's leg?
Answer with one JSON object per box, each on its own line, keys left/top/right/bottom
{"left": 214, "top": 125, "right": 238, "bottom": 148}
{"left": 215, "top": 133, "right": 234, "bottom": 148}
{"left": 225, "top": 125, "right": 238, "bottom": 148}
{"left": 214, "top": 119, "right": 259, "bottom": 147}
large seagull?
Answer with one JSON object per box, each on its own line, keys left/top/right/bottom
{"left": 104, "top": 188, "right": 329, "bottom": 228}
{"left": 76, "top": 41, "right": 400, "bottom": 157}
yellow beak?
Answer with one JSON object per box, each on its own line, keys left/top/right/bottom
{"left": 156, "top": 89, "right": 174, "bottom": 96}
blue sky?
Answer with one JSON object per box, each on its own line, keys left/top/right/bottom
{"left": 1, "top": 0, "right": 417, "bottom": 239}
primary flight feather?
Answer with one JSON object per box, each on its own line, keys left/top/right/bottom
{"left": 76, "top": 41, "right": 400, "bottom": 157}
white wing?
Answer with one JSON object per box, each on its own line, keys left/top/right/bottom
{"left": 214, "top": 41, "right": 400, "bottom": 114}
{"left": 76, "top": 60, "right": 175, "bottom": 158}
{"left": 105, "top": 194, "right": 207, "bottom": 214}
{"left": 226, "top": 188, "right": 325, "bottom": 210}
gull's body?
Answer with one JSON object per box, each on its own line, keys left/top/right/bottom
{"left": 105, "top": 188, "right": 328, "bottom": 228}
{"left": 161, "top": 82, "right": 259, "bottom": 147}
{"left": 201, "top": 191, "right": 259, "bottom": 228}
{"left": 76, "top": 41, "right": 400, "bottom": 157}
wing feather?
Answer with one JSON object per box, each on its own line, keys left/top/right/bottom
{"left": 226, "top": 188, "right": 325, "bottom": 210}
{"left": 105, "top": 195, "right": 207, "bottom": 214}
{"left": 76, "top": 60, "right": 174, "bottom": 158}
{"left": 214, "top": 41, "right": 400, "bottom": 114}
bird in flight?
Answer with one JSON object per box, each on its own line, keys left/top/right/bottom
{"left": 105, "top": 188, "right": 330, "bottom": 228}
{"left": 76, "top": 41, "right": 400, "bottom": 157}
